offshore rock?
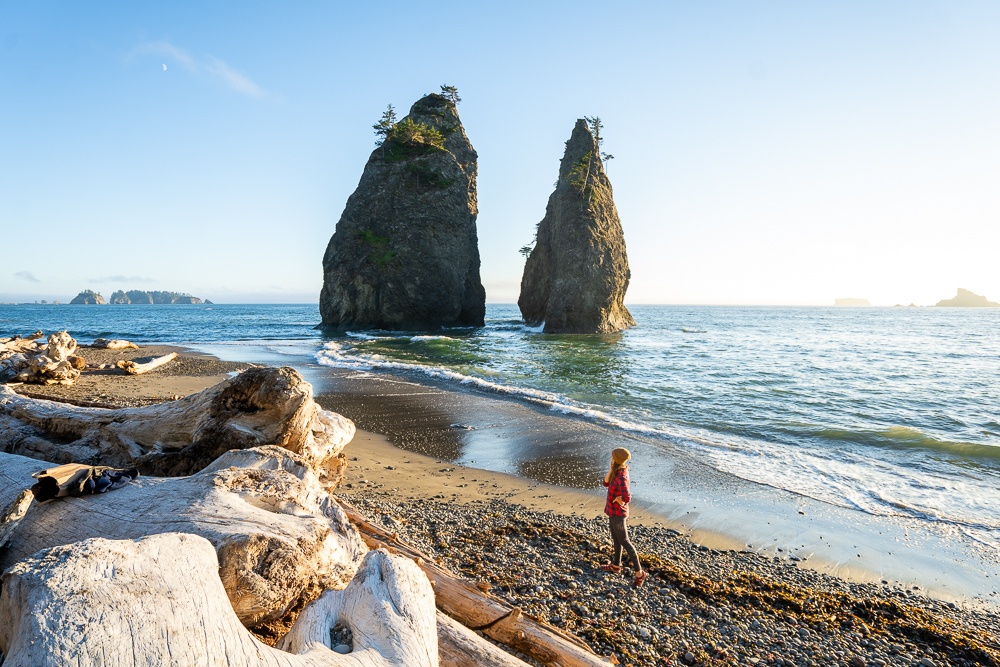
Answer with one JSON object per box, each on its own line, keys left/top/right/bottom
{"left": 518, "top": 119, "right": 634, "bottom": 333}
{"left": 69, "top": 290, "right": 106, "bottom": 305}
{"left": 320, "top": 93, "right": 485, "bottom": 330}
{"left": 109, "top": 290, "right": 203, "bottom": 304}
{"left": 934, "top": 288, "right": 999, "bottom": 307}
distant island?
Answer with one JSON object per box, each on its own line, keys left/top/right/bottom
{"left": 69, "top": 289, "right": 207, "bottom": 305}
{"left": 934, "top": 288, "right": 999, "bottom": 308}
{"left": 834, "top": 298, "right": 870, "bottom": 307}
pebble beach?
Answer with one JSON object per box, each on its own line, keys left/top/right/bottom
{"left": 6, "top": 344, "right": 1000, "bottom": 667}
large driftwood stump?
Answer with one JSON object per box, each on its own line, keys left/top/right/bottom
{"left": 1, "top": 331, "right": 82, "bottom": 386}
{"left": 0, "top": 447, "right": 366, "bottom": 629}
{"left": 0, "top": 533, "right": 438, "bottom": 667}
{"left": 0, "top": 366, "right": 354, "bottom": 477}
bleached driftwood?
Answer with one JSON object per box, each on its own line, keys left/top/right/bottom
{"left": 117, "top": 351, "right": 177, "bottom": 375}
{"left": 91, "top": 337, "right": 139, "bottom": 350}
{"left": 0, "top": 489, "right": 32, "bottom": 551}
{"left": 340, "top": 501, "right": 612, "bottom": 667}
{"left": 7, "top": 330, "right": 81, "bottom": 386}
{"left": 437, "top": 612, "right": 535, "bottom": 667}
{"left": 0, "top": 366, "right": 354, "bottom": 477}
{"left": 0, "top": 533, "right": 438, "bottom": 667}
{"left": 0, "top": 330, "right": 43, "bottom": 354}
{"left": 0, "top": 446, "right": 367, "bottom": 629}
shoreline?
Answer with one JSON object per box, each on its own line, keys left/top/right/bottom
{"left": 302, "top": 364, "right": 999, "bottom": 611}
{"left": 11, "top": 339, "right": 998, "bottom": 608}
{"left": 6, "top": 343, "right": 999, "bottom": 665}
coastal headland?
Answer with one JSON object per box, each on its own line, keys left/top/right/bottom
{"left": 4, "top": 344, "right": 997, "bottom": 666}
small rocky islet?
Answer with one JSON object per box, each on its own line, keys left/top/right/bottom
{"left": 341, "top": 490, "right": 1000, "bottom": 667}
{"left": 68, "top": 289, "right": 206, "bottom": 304}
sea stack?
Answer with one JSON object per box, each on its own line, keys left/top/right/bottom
{"left": 319, "top": 93, "right": 485, "bottom": 330}
{"left": 518, "top": 119, "right": 635, "bottom": 334}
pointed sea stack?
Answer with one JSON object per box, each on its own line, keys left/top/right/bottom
{"left": 319, "top": 93, "right": 485, "bottom": 330}
{"left": 518, "top": 119, "right": 635, "bottom": 333}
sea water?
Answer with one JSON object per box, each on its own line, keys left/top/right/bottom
{"left": 3, "top": 302, "right": 998, "bottom": 553}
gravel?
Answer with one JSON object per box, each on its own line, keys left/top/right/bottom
{"left": 341, "top": 492, "right": 1000, "bottom": 667}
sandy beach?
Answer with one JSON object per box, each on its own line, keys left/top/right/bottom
{"left": 5, "top": 344, "right": 999, "bottom": 666}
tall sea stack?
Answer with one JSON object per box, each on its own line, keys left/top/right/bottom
{"left": 518, "top": 119, "right": 635, "bottom": 334}
{"left": 319, "top": 93, "right": 485, "bottom": 330}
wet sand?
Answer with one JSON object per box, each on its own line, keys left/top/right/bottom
{"left": 307, "top": 367, "right": 1000, "bottom": 609}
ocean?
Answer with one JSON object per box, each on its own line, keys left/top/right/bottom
{"left": 3, "top": 302, "right": 999, "bottom": 556}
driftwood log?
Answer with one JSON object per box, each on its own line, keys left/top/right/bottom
{"left": 0, "top": 447, "right": 367, "bottom": 629}
{"left": 0, "top": 490, "right": 32, "bottom": 551}
{"left": 340, "top": 501, "right": 613, "bottom": 667}
{"left": 91, "top": 337, "right": 139, "bottom": 350}
{"left": 0, "top": 366, "right": 354, "bottom": 477}
{"left": 0, "top": 331, "right": 83, "bottom": 386}
{"left": 117, "top": 351, "right": 178, "bottom": 374}
{"left": 0, "top": 533, "right": 438, "bottom": 667}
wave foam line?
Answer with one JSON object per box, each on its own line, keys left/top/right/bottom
{"left": 316, "top": 342, "right": 674, "bottom": 440}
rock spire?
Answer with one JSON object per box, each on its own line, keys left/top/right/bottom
{"left": 518, "top": 119, "right": 635, "bottom": 334}
{"left": 320, "top": 93, "right": 485, "bottom": 330}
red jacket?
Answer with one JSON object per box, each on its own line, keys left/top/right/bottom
{"left": 603, "top": 467, "right": 631, "bottom": 517}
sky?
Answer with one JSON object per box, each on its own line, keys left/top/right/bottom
{"left": 2, "top": 2, "right": 999, "bottom": 306}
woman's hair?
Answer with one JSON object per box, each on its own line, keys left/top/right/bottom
{"left": 605, "top": 447, "right": 632, "bottom": 483}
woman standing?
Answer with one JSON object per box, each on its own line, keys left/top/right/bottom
{"left": 601, "top": 447, "right": 647, "bottom": 586}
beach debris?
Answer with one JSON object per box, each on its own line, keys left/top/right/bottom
{"left": 518, "top": 119, "right": 634, "bottom": 334}
{"left": 0, "top": 489, "right": 33, "bottom": 551}
{"left": 91, "top": 337, "right": 139, "bottom": 350}
{"left": 0, "top": 533, "right": 437, "bottom": 666}
{"left": 3, "top": 330, "right": 83, "bottom": 386}
{"left": 339, "top": 499, "right": 612, "bottom": 667}
{"left": 0, "top": 446, "right": 368, "bottom": 631}
{"left": 117, "top": 351, "right": 178, "bottom": 375}
{"left": 0, "top": 366, "right": 355, "bottom": 477}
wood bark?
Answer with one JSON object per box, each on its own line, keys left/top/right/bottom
{"left": 0, "top": 489, "right": 32, "bottom": 551}
{"left": 90, "top": 337, "right": 139, "bottom": 349}
{"left": 117, "top": 351, "right": 177, "bottom": 374}
{"left": 0, "top": 447, "right": 367, "bottom": 629}
{"left": 437, "top": 612, "right": 535, "bottom": 667}
{"left": 0, "top": 366, "right": 354, "bottom": 476}
{"left": 339, "top": 500, "right": 613, "bottom": 667}
{"left": 6, "top": 330, "right": 81, "bottom": 386}
{"left": 0, "top": 533, "right": 438, "bottom": 667}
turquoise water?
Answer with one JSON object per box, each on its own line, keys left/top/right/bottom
{"left": 3, "top": 303, "right": 999, "bottom": 550}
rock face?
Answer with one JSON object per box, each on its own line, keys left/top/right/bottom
{"left": 109, "top": 290, "right": 203, "bottom": 304}
{"left": 320, "top": 93, "right": 485, "bottom": 330}
{"left": 935, "top": 288, "right": 999, "bottom": 307}
{"left": 69, "top": 290, "right": 106, "bottom": 305}
{"left": 518, "top": 119, "right": 634, "bottom": 334}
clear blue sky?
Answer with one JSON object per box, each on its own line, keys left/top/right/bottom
{"left": 3, "top": 2, "right": 999, "bottom": 305}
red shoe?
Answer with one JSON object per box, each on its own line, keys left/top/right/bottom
{"left": 600, "top": 563, "right": 622, "bottom": 573}
{"left": 633, "top": 570, "right": 647, "bottom": 587}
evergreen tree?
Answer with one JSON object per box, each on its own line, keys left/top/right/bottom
{"left": 440, "top": 84, "right": 461, "bottom": 104}
{"left": 584, "top": 116, "right": 604, "bottom": 147}
{"left": 373, "top": 104, "right": 398, "bottom": 146}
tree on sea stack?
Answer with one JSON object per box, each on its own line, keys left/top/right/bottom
{"left": 320, "top": 92, "right": 485, "bottom": 330}
{"left": 518, "top": 119, "right": 635, "bottom": 334}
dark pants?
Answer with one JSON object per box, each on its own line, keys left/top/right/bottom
{"left": 609, "top": 515, "right": 641, "bottom": 571}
